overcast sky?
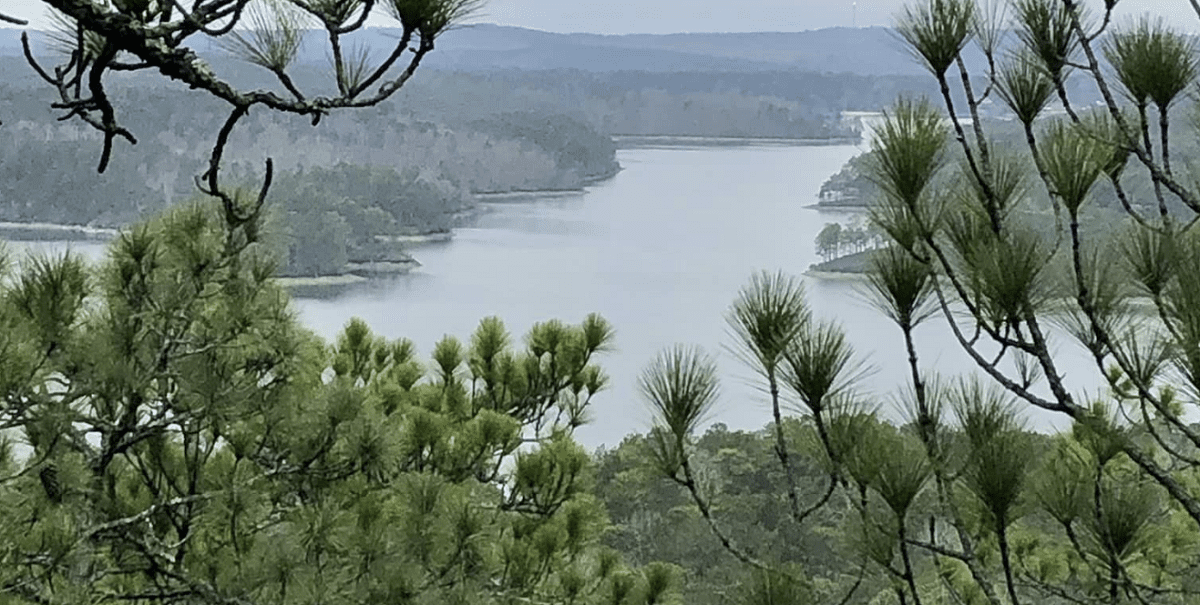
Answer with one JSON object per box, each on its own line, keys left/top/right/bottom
{"left": 477, "top": 0, "right": 1199, "bottom": 33}
{"left": 3, "top": 0, "right": 1198, "bottom": 33}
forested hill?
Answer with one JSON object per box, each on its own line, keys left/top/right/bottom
{"left": 410, "top": 25, "right": 940, "bottom": 75}
{"left": 2, "top": 25, "right": 942, "bottom": 136}
{"left": 1, "top": 24, "right": 937, "bottom": 75}
{"left": 254, "top": 24, "right": 956, "bottom": 76}
{"left": 0, "top": 23, "right": 956, "bottom": 278}
{"left": 0, "top": 54, "right": 622, "bottom": 277}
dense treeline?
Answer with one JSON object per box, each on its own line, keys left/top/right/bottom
{"left": 157, "top": 55, "right": 868, "bottom": 140}
{"left": 596, "top": 412, "right": 1200, "bottom": 605}
{"left": 0, "top": 65, "right": 619, "bottom": 212}
{"left": 466, "top": 112, "right": 619, "bottom": 183}
{"left": 0, "top": 46, "right": 898, "bottom": 276}
{"left": 814, "top": 219, "right": 883, "bottom": 262}
{"left": 0, "top": 61, "right": 619, "bottom": 276}
{"left": 819, "top": 114, "right": 1190, "bottom": 214}
{"left": 263, "top": 165, "right": 472, "bottom": 276}
{"left": 392, "top": 69, "right": 873, "bottom": 139}
{"left": 593, "top": 423, "right": 862, "bottom": 605}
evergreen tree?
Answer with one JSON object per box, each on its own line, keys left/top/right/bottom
{"left": 639, "top": 2, "right": 1200, "bottom": 604}
{"left": 0, "top": 2, "right": 683, "bottom": 604}
{"left": 0, "top": 197, "right": 678, "bottom": 604}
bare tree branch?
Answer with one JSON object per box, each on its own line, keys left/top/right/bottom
{"left": 0, "top": 12, "right": 27, "bottom": 25}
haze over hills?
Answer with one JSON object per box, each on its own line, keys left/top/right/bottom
{"left": 408, "top": 25, "right": 937, "bottom": 75}
{"left": 0, "top": 24, "right": 948, "bottom": 75}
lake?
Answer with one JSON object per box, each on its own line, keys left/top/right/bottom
{"left": 12, "top": 143, "right": 1099, "bottom": 448}
{"left": 289, "top": 143, "right": 1100, "bottom": 448}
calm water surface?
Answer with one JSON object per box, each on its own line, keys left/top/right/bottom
{"left": 291, "top": 144, "right": 1101, "bottom": 448}
{"left": 9, "top": 145, "right": 1099, "bottom": 447}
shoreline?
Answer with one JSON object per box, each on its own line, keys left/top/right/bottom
{"left": 807, "top": 201, "right": 871, "bottom": 210}
{"left": 612, "top": 134, "right": 860, "bottom": 147}
{"left": 274, "top": 274, "right": 368, "bottom": 288}
{"left": 471, "top": 169, "right": 622, "bottom": 198}
{"left": 0, "top": 221, "right": 119, "bottom": 241}
{"left": 378, "top": 232, "right": 454, "bottom": 244}
{"left": 0, "top": 177, "right": 613, "bottom": 295}
{"left": 474, "top": 190, "right": 586, "bottom": 201}
{"left": 804, "top": 269, "right": 867, "bottom": 280}
{"left": 0, "top": 220, "right": 427, "bottom": 293}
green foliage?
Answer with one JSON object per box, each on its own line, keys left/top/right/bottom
{"left": 895, "top": 0, "right": 977, "bottom": 77}
{"left": 1038, "top": 119, "right": 1115, "bottom": 216}
{"left": 640, "top": 346, "right": 720, "bottom": 454}
{"left": 959, "top": 227, "right": 1053, "bottom": 329}
{"left": 8, "top": 252, "right": 88, "bottom": 354}
{"left": 780, "top": 319, "right": 863, "bottom": 415}
{"left": 962, "top": 146, "right": 1031, "bottom": 225}
{"left": 264, "top": 163, "right": 472, "bottom": 276}
{"left": 1123, "top": 222, "right": 1177, "bottom": 298}
{"left": 278, "top": 209, "right": 352, "bottom": 276}
{"left": 307, "top": 0, "right": 366, "bottom": 27}
{"left": 384, "top": 0, "right": 483, "bottom": 39}
{"left": 1033, "top": 438, "right": 1090, "bottom": 528}
{"left": 1106, "top": 18, "right": 1199, "bottom": 111}
{"left": 952, "top": 380, "right": 1035, "bottom": 529}
{"left": 866, "top": 244, "right": 937, "bottom": 330}
{"left": 1081, "top": 471, "right": 1162, "bottom": 563}
{"left": 726, "top": 270, "right": 810, "bottom": 381}
{"left": 813, "top": 219, "right": 883, "bottom": 265}
{"left": 222, "top": 0, "right": 307, "bottom": 72}
{"left": 595, "top": 424, "right": 860, "bottom": 605}
{"left": 867, "top": 425, "right": 932, "bottom": 521}
{"left": 996, "top": 53, "right": 1056, "bottom": 127}
{"left": 737, "top": 564, "right": 815, "bottom": 605}
{"left": 0, "top": 199, "right": 659, "bottom": 605}
{"left": 870, "top": 97, "right": 950, "bottom": 212}
{"left": 1011, "top": 0, "right": 1077, "bottom": 79}
{"left": 816, "top": 222, "right": 844, "bottom": 262}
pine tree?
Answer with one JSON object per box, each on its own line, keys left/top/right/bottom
{"left": 642, "top": 2, "right": 1200, "bottom": 604}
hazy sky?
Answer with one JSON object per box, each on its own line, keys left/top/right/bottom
{"left": 478, "top": 0, "right": 1198, "bottom": 33}
{"left": 2, "top": 0, "right": 1198, "bottom": 33}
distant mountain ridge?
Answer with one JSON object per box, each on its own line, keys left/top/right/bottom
{"left": 0, "top": 24, "right": 948, "bottom": 76}
{"left": 304, "top": 25, "right": 944, "bottom": 75}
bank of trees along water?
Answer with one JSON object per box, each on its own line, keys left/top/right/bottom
{"left": 2, "top": 46, "right": 895, "bottom": 278}
{"left": 4, "top": 11, "right": 943, "bottom": 278}
{"left": 0, "top": 72, "right": 621, "bottom": 277}
{"left": 815, "top": 218, "right": 884, "bottom": 263}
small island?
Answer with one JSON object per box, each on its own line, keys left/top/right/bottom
{"left": 807, "top": 218, "right": 881, "bottom": 276}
